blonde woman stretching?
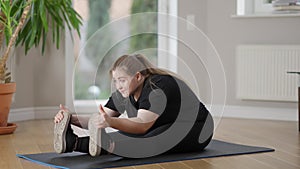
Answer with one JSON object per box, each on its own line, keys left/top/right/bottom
{"left": 54, "top": 54, "right": 214, "bottom": 158}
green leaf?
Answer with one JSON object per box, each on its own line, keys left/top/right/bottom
{"left": 2, "top": 0, "right": 82, "bottom": 56}
{"left": 39, "top": 0, "right": 48, "bottom": 32}
{"left": 41, "top": 29, "right": 46, "bottom": 54}
{"left": 56, "top": 23, "right": 60, "bottom": 49}
{"left": 5, "top": 77, "right": 11, "bottom": 83}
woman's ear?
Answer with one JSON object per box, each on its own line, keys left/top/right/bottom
{"left": 136, "top": 72, "right": 143, "bottom": 82}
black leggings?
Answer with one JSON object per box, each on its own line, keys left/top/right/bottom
{"left": 73, "top": 116, "right": 213, "bottom": 157}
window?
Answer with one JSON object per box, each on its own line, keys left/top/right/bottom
{"left": 254, "top": 0, "right": 273, "bottom": 13}
{"left": 237, "top": 0, "right": 273, "bottom": 15}
{"left": 66, "top": 0, "right": 177, "bottom": 113}
{"left": 237, "top": 0, "right": 300, "bottom": 16}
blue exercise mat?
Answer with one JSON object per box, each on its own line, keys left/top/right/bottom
{"left": 17, "top": 140, "right": 274, "bottom": 169}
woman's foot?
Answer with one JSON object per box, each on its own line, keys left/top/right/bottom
{"left": 88, "top": 113, "right": 102, "bottom": 156}
{"left": 53, "top": 111, "right": 71, "bottom": 153}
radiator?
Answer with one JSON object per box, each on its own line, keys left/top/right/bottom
{"left": 236, "top": 45, "right": 300, "bottom": 102}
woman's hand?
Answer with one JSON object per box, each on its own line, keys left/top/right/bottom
{"left": 93, "top": 104, "right": 112, "bottom": 129}
{"left": 54, "top": 104, "right": 70, "bottom": 123}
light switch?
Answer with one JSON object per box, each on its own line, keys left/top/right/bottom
{"left": 186, "top": 14, "right": 195, "bottom": 31}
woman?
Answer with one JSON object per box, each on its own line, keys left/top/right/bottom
{"left": 54, "top": 54, "right": 214, "bottom": 158}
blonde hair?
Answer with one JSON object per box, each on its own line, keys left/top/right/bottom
{"left": 109, "top": 54, "right": 170, "bottom": 78}
{"left": 110, "top": 54, "right": 191, "bottom": 93}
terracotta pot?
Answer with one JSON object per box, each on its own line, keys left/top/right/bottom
{"left": 0, "top": 83, "right": 16, "bottom": 127}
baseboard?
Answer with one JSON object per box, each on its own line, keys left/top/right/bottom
{"left": 8, "top": 107, "right": 58, "bottom": 122}
{"left": 208, "top": 105, "right": 297, "bottom": 121}
{"left": 8, "top": 105, "right": 298, "bottom": 122}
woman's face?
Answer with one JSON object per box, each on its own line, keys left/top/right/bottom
{"left": 112, "top": 68, "right": 140, "bottom": 98}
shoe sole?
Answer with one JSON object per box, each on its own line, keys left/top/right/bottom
{"left": 88, "top": 113, "right": 101, "bottom": 156}
{"left": 54, "top": 111, "right": 71, "bottom": 153}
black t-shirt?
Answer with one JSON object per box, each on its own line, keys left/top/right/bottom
{"left": 105, "top": 74, "right": 209, "bottom": 132}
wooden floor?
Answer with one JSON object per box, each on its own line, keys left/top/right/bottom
{"left": 0, "top": 118, "right": 299, "bottom": 169}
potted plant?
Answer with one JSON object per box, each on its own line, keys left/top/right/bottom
{"left": 0, "top": 0, "right": 82, "bottom": 134}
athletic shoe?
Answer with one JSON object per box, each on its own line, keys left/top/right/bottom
{"left": 54, "top": 111, "right": 71, "bottom": 153}
{"left": 88, "top": 113, "right": 102, "bottom": 156}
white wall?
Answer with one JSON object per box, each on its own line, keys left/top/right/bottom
{"left": 10, "top": 0, "right": 299, "bottom": 121}
{"left": 206, "top": 0, "right": 300, "bottom": 108}
{"left": 177, "top": 0, "right": 299, "bottom": 120}
{"left": 12, "top": 34, "right": 66, "bottom": 109}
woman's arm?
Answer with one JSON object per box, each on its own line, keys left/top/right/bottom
{"left": 69, "top": 114, "right": 89, "bottom": 129}
{"left": 104, "top": 107, "right": 120, "bottom": 117}
{"left": 71, "top": 107, "right": 120, "bottom": 129}
{"left": 110, "top": 118, "right": 156, "bottom": 134}
{"left": 97, "top": 107, "right": 159, "bottom": 135}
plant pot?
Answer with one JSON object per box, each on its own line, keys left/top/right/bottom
{"left": 0, "top": 82, "right": 17, "bottom": 134}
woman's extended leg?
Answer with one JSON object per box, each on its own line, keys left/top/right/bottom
{"left": 86, "top": 121, "right": 212, "bottom": 157}
{"left": 73, "top": 115, "right": 213, "bottom": 157}
{"left": 167, "top": 113, "right": 214, "bottom": 154}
